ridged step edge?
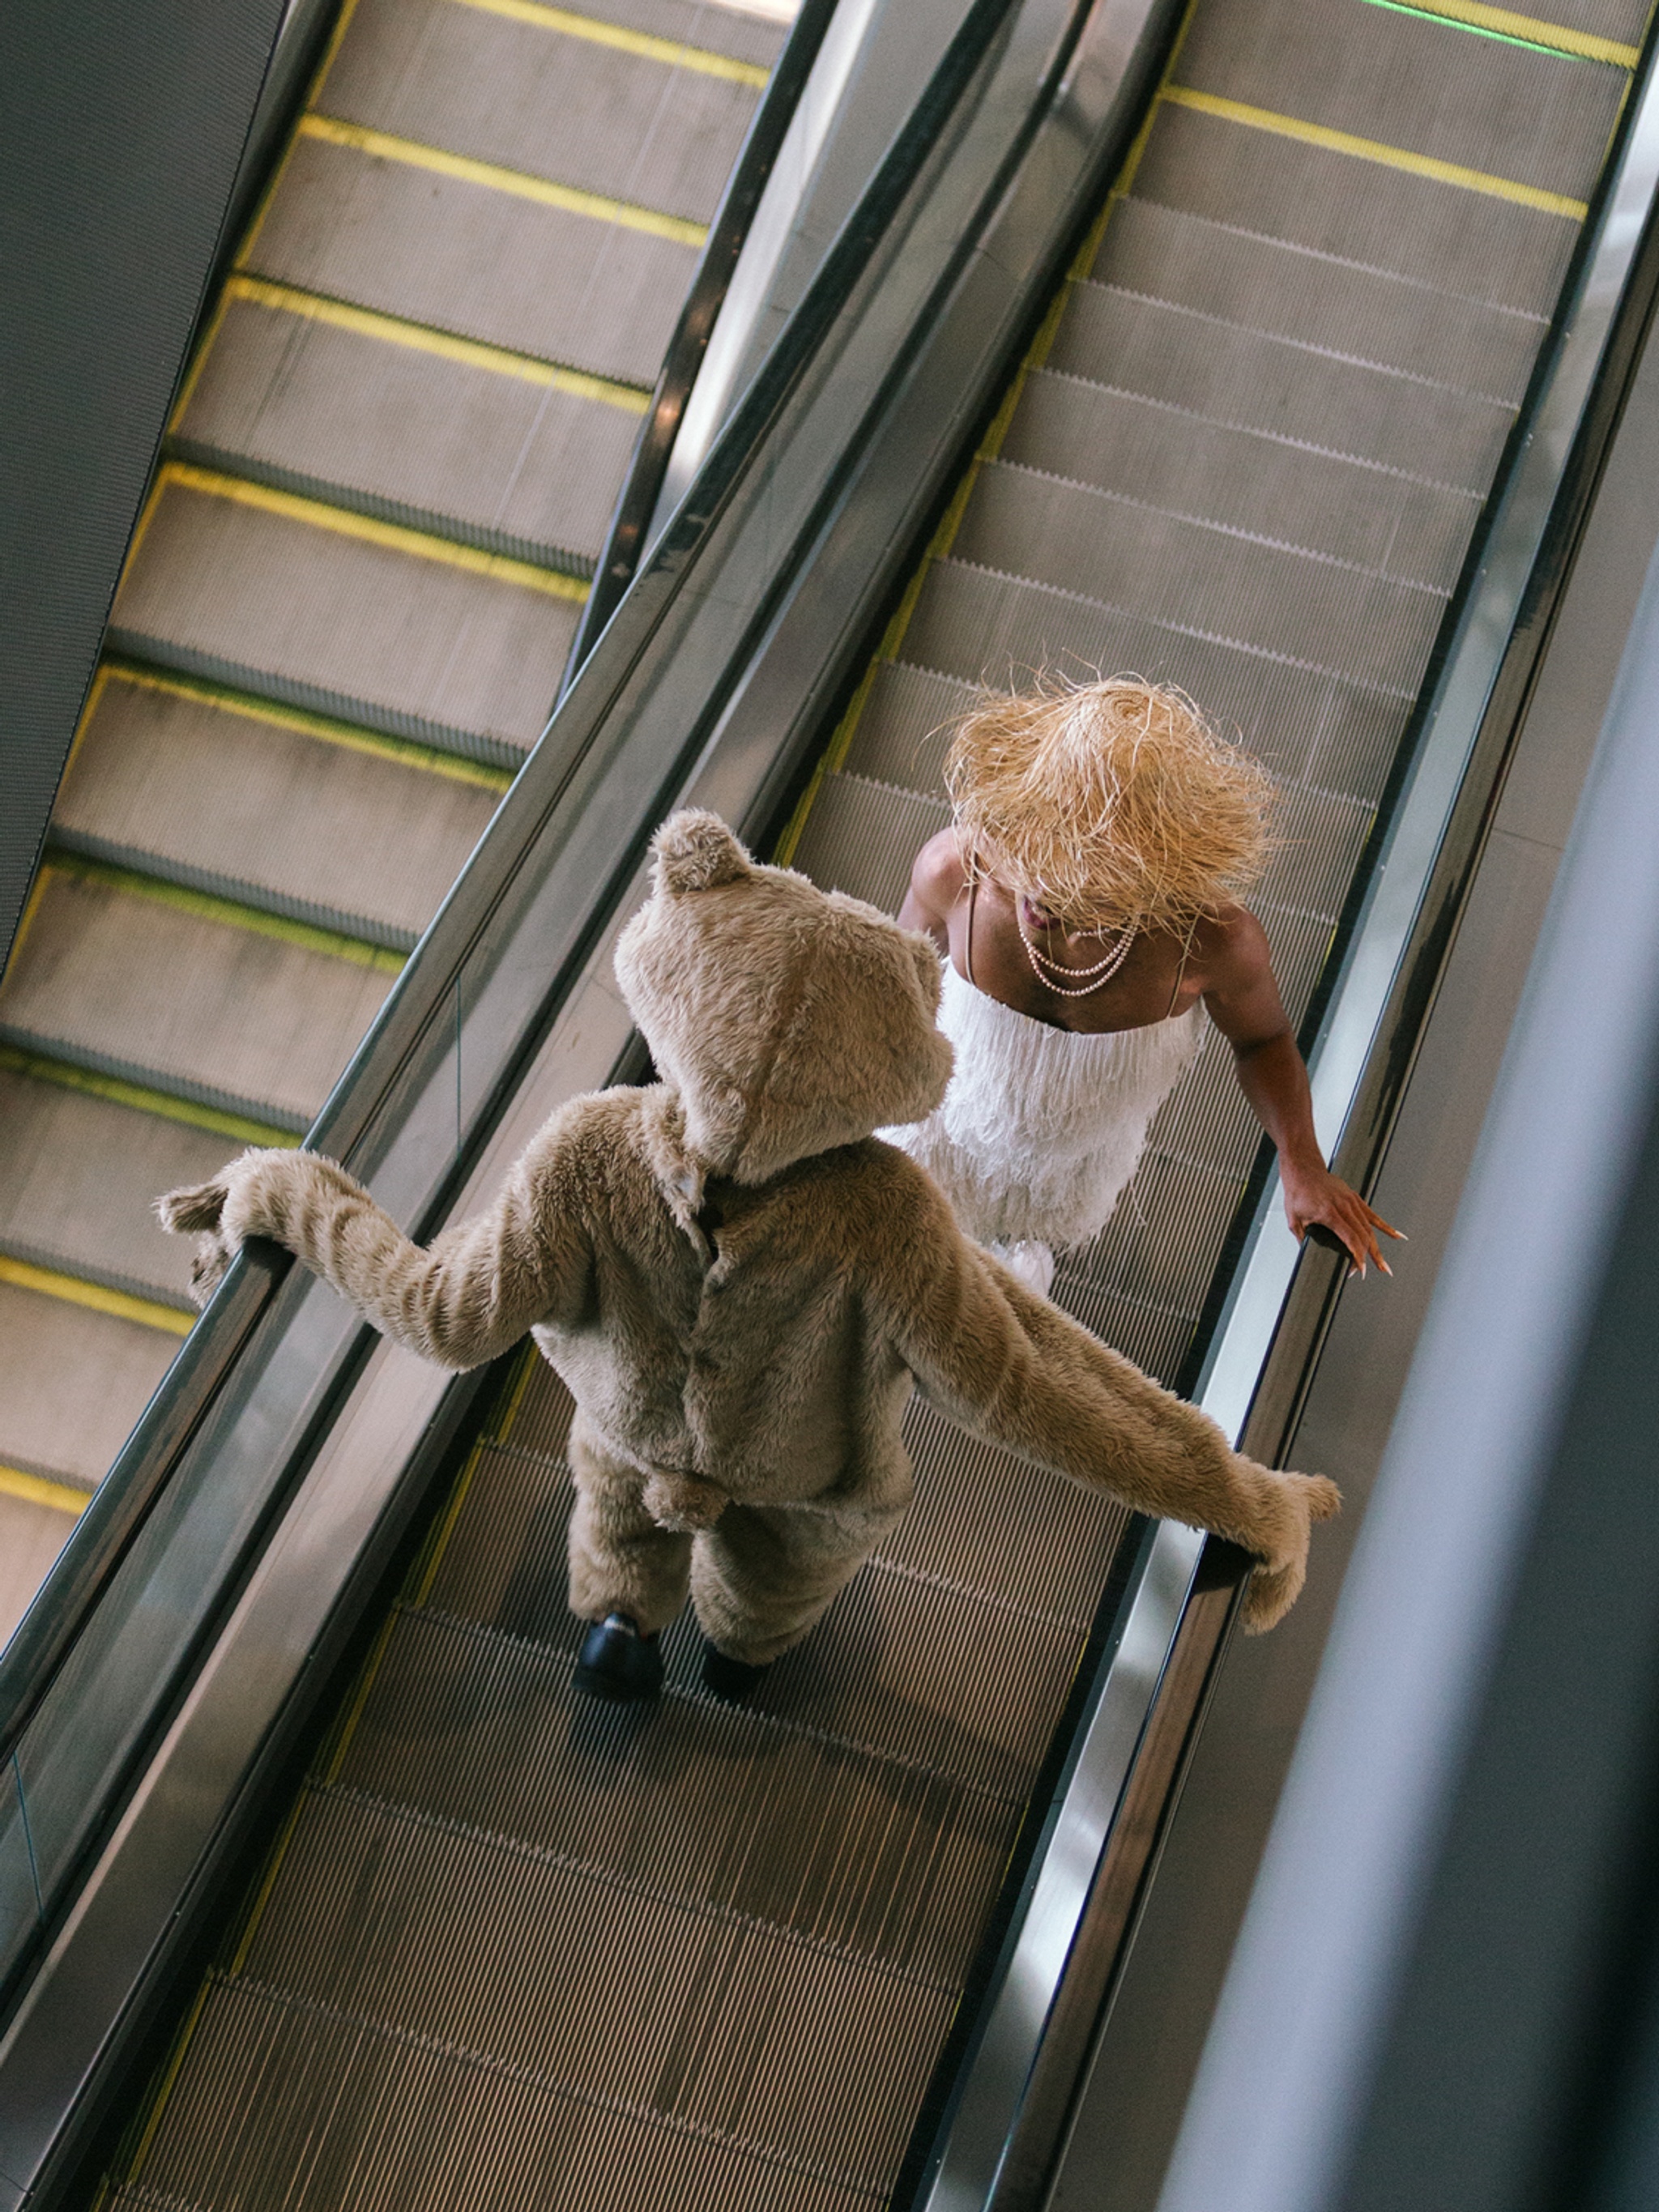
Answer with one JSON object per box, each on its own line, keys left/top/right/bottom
{"left": 404, "top": 1603, "right": 1029, "bottom": 1809}
{"left": 186, "top": 1967, "right": 897, "bottom": 2201}
{"left": 104, "top": 632, "right": 532, "bottom": 771}
{"left": 0, "top": 1236, "right": 194, "bottom": 1318}
{"left": 49, "top": 830, "right": 420, "bottom": 956}
{"left": 166, "top": 437, "right": 600, "bottom": 584}
{"left": 0, "top": 1026, "right": 309, "bottom": 1138}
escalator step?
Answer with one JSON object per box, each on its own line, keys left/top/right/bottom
{"left": 1175, "top": 0, "right": 1627, "bottom": 200}
{"left": 132, "top": 1971, "right": 889, "bottom": 2212}
{"left": 232, "top": 1785, "right": 954, "bottom": 2190}
{"left": 787, "top": 774, "right": 949, "bottom": 915}
{"left": 111, "top": 475, "right": 579, "bottom": 761}
{"left": 898, "top": 558, "right": 1412, "bottom": 766}
{"left": 0, "top": 1071, "right": 228, "bottom": 1305}
{"left": 56, "top": 671, "right": 500, "bottom": 944}
{"left": 1056, "top": 1143, "right": 1247, "bottom": 1323}
{"left": 334, "top": 1609, "right": 1022, "bottom": 1979}
{"left": 1003, "top": 371, "right": 1483, "bottom": 586}
{"left": 0, "top": 871, "right": 394, "bottom": 1130}
{"left": 322, "top": 0, "right": 768, "bottom": 228}
{"left": 246, "top": 130, "right": 701, "bottom": 390}
{"left": 840, "top": 661, "right": 978, "bottom": 795}
{"left": 1090, "top": 194, "right": 1548, "bottom": 399}
{"left": 0, "top": 1281, "right": 177, "bottom": 1490}
{"left": 176, "top": 292, "right": 646, "bottom": 575}
{"left": 1133, "top": 98, "right": 1579, "bottom": 307}
{"left": 949, "top": 463, "right": 1448, "bottom": 693}
{"left": 1047, "top": 283, "right": 1516, "bottom": 488}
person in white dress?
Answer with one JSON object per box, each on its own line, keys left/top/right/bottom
{"left": 885, "top": 676, "right": 1399, "bottom": 1295}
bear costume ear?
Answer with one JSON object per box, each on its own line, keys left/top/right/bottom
{"left": 650, "top": 810, "right": 751, "bottom": 894}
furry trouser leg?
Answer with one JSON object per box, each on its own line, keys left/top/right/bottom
{"left": 690, "top": 1498, "right": 905, "bottom": 1668}
{"left": 566, "top": 1426, "right": 692, "bottom": 1636}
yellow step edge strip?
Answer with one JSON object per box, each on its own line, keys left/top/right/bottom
{"left": 297, "top": 113, "right": 709, "bottom": 246}
{"left": 1161, "top": 85, "right": 1590, "bottom": 216}
{"left": 159, "top": 459, "right": 590, "bottom": 603}
{"left": 1369, "top": 0, "right": 1639, "bottom": 64}
{"left": 223, "top": 275, "right": 650, "bottom": 413}
{"left": 448, "top": 0, "right": 771, "bottom": 84}
{"left": 0, "top": 1254, "right": 194, "bottom": 1336}
{"left": 0, "top": 1041, "right": 300, "bottom": 1148}
{"left": 0, "top": 1465, "right": 92, "bottom": 1517}
{"left": 101, "top": 662, "right": 515, "bottom": 794}
{"left": 41, "top": 852, "right": 408, "bottom": 975}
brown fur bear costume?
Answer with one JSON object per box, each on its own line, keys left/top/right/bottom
{"left": 159, "top": 811, "right": 1337, "bottom": 1662}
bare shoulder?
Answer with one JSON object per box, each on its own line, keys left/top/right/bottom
{"left": 1190, "top": 903, "right": 1273, "bottom": 988}
{"left": 908, "top": 826, "right": 967, "bottom": 918}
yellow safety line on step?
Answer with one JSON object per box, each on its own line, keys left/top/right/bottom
{"left": 0, "top": 1041, "right": 299, "bottom": 1148}
{"left": 0, "top": 1254, "right": 194, "bottom": 1336}
{"left": 0, "top": 1464, "right": 92, "bottom": 1516}
{"left": 159, "top": 459, "right": 591, "bottom": 601}
{"left": 223, "top": 275, "right": 651, "bottom": 411}
{"left": 1361, "top": 0, "right": 1640, "bottom": 63}
{"left": 319, "top": 1605, "right": 407, "bottom": 1787}
{"left": 1159, "top": 86, "right": 1591, "bottom": 215}
{"left": 101, "top": 662, "right": 516, "bottom": 793}
{"left": 297, "top": 113, "right": 710, "bottom": 245}
{"left": 41, "top": 851, "right": 408, "bottom": 974}
{"left": 122, "top": 1978, "right": 217, "bottom": 2189}
{"left": 448, "top": 0, "right": 771, "bottom": 83}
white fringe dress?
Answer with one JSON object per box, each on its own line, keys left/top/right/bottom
{"left": 883, "top": 959, "right": 1205, "bottom": 1254}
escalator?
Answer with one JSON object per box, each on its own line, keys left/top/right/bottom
{"left": 0, "top": 0, "right": 791, "bottom": 1631}
{"left": 2, "top": 0, "right": 1654, "bottom": 2202}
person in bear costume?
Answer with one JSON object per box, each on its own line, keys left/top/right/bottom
{"left": 158, "top": 809, "right": 1337, "bottom": 1702}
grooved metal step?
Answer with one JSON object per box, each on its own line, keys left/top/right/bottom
{"left": 1176, "top": 0, "right": 1627, "bottom": 198}
{"left": 1048, "top": 282, "right": 1517, "bottom": 488}
{"left": 1090, "top": 195, "right": 1548, "bottom": 399}
{"left": 322, "top": 0, "right": 766, "bottom": 225}
{"left": 0, "top": 1071, "right": 228, "bottom": 1304}
{"left": 175, "top": 293, "right": 647, "bottom": 572}
{"left": 1003, "top": 371, "right": 1483, "bottom": 586}
{"left": 1133, "top": 100, "right": 1580, "bottom": 308}
{"left": 0, "top": 1281, "right": 177, "bottom": 1490}
{"left": 0, "top": 871, "right": 395, "bottom": 1129}
{"left": 110, "top": 476, "right": 580, "bottom": 759}
{"left": 246, "top": 131, "right": 702, "bottom": 388}
{"left": 56, "top": 671, "right": 501, "bottom": 944}
{"left": 950, "top": 462, "right": 1448, "bottom": 692}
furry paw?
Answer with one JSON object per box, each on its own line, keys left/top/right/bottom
{"left": 1239, "top": 1471, "right": 1341, "bottom": 1634}
{"left": 642, "top": 1470, "right": 729, "bottom": 1532}
{"left": 155, "top": 1176, "right": 237, "bottom": 1308}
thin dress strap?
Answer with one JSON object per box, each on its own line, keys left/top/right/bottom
{"left": 964, "top": 868, "right": 979, "bottom": 987}
{"left": 1166, "top": 928, "right": 1193, "bottom": 1019}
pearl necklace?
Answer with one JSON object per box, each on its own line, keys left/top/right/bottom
{"left": 1017, "top": 914, "right": 1137, "bottom": 998}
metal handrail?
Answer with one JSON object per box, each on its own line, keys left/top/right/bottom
{"left": 561, "top": 0, "right": 842, "bottom": 683}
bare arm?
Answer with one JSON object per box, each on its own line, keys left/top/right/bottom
{"left": 1199, "top": 910, "right": 1403, "bottom": 1276}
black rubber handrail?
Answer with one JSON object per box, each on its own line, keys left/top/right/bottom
{"left": 561, "top": 0, "right": 841, "bottom": 685}
{"left": 0, "top": 0, "right": 1029, "bottom": 1779}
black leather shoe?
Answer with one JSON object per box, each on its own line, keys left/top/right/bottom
{"left": 702, "top": 1639, "right": 770, "bottom": 1703}
{"left": 574, "top": 1612, "right": 663, "bottom": 1702}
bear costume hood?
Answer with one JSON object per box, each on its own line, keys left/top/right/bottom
{"left": 614, "top": 812, "right": 954, "bottom": 1187}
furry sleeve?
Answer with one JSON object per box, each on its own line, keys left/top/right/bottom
{"left": 867, "top": 1156, "right": 1338, "bottom": 1631}
{"left": 156, "top": 1106, "right": 597, "bottom": 1370}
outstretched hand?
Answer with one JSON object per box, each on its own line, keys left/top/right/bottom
{"left": 1282, "top": 1163, "right": 1404, "bottom": 1278}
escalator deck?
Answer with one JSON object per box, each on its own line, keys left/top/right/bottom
{"left": 104, "top": 0, "right": 1642, "bottom": 2201}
